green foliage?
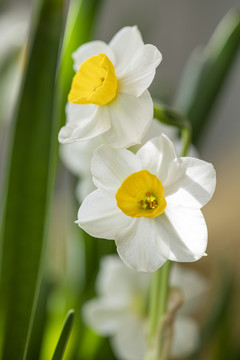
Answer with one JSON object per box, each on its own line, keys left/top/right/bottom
{"left": 0, "top": 0, "right": 65, "bottom": 358}
{"left": 51, "top": 310, "right": 75, "bottom": 360}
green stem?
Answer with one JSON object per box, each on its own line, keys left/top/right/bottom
{"left": 181, "top": 127, "right": 192, "bottom": 157}
{"left": 158, "top": 260, "right": 171, "bottom": 319}
{"left": 147, "top": 261, "right": 172, "bottom": 360}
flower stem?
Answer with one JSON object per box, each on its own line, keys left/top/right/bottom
{"left": 147, "top": 260, "right": 172, "bottom": 360}
{"left": 181, "top": 127, "right": 192, "bottom": 157}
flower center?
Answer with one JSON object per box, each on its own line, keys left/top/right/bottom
{"left": 68, "top": 53, "right": 118, "bottom": 106}
{"left": 138, "top": 192, "right": 158, "bottom": 210}
{"left": 115, "top": 170, "right": 167, "bottom": 218}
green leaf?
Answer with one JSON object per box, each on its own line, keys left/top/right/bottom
{"left": 25, "top": 280, "right": 53, "bottom": 360}
{"left": 51, "top": 310, "right": 75, "bottom": 360}
{"left": 0, "top": 0, "right": 65, "bottom": 358}
{"left": 174, "top": 10, "right": 240, "bottom": 144}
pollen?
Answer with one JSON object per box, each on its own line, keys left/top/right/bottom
{"left": 68, "top": 53, "right": 118, "bottom": 106}
{"left": 138, "top": 192, "right": 158, "bottom": 210}
{"left": 115, "top": 170, "right": 167, "bottom": 219}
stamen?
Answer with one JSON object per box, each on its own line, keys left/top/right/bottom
{"left": 138, "top": 192, "right": 158, "bottom": 210}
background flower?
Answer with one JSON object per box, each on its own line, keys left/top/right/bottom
{"left": 83, "top": 255, "right": 207, "bottom": 360}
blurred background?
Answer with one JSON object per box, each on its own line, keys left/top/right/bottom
{"left": 0, "top": 0, "right": 240, "bottom": 359}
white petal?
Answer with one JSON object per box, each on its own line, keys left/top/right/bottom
{"left": 136, "top": 134, "right": 176, "bottom": 182}
{"left": 145, "top": 119, "right": 177, "bottom": 144}
{"left": 59, "top": 142, "right": 90, "bottom": 176}
{"left": 111, "top": 314, "right": 146, "bottom": 360}
{"left": 171, "top": 316, "right": 200, "bottom": 358}
{"left": 116, "top": 217, "right": 170, "bottom": 272}
{"left": 118, "top": 44, "right": 162, "bottom": 97}
{"left": 165, "top": 157, "right": 216, "bottom": 208}
{"left": 60, "top": 135, "right": 104, "bottom": 176}
{"left": 82, "top": 298, "right": 128, "bottom": 335}
{"left": 161, "top": 206, "right": 208, "bottom": 262}
{"left": 58, "top": 104, "right": 111, "bottom": 143}
{"left": 92, "top": 145, "right": 142, "bottom": 191}
{"left": 96, "top": 255, "right": 150, "bottom": 299}
{"left": 72, "top": 40, "right": 115, "bottom": 72}
{"left": 77, "top": 189, "right": 132, "bottom": 239}
{"left": 129, "top": 119, "right": 177, "bottom": 154}
{"left": 170, "top": 264, "right": 208, "bottom": 315}
{"left": 103, "top": 91, "right": 153, "bottom": 148}
{"left": 109, "top": 26, "right": 144, "bottom": 75}
{"left": 75, "top": 177, "right": 96, "bottom": 203}
{"left": 65, "top": 101, "right": 96, "bottom": 123}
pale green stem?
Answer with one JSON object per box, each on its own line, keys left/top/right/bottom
{"left": 149, "top": 260, "right": 171, "bottom": 340}
{"left": 147, "top": 261, "right": 172, "bottom": 360}
{"left": 181, "top": 127, "right": 192, "bottom": 157}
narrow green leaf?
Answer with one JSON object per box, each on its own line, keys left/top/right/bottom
{"left": 51, "top": 310, "right": 75, "bottom": 360}
{"left": 25, "top": 280, "right": 53, "bottom": 360}
{"left": 174, "top": 10, "right": 240, "bottom": 144}
{"left": 0, "top": 0, "right": 65, "bottom": 358}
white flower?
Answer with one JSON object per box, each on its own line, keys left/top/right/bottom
{"left": 77, "top": 134, "right": 216, "bottom": 272}
{"left": 58, "top": 26, "right": 162, "bottom": 148}
{"left": 83, "top": 255, "right": 207, "bottom": 360}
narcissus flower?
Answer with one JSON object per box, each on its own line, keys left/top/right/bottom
{"left": 58, "top": 26, "right": 162, "bottom": 148}
{"left": 77, "top": 134, "right": 216, "bottom": 272}
{"left": 83, "top": 255, "right": 207, "bottom": 360}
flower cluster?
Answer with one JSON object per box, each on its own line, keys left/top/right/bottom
{"left": 59, "top": 26, "right": 216, "bottom": 273}
{"left": 58, "top": 24, "right": 216, "bottom": 360}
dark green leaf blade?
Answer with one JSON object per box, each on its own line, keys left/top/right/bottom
{"left": 0, "top": 0, "right": 65, "bottom": 358}
{"left": 51, "top": 310, "right": 75, "bottom": 360}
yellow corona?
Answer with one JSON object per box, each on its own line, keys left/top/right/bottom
{"left": 115, "top": 170, "right": 167, "bottom": 218}
{"left": 68, "top": 53, "right": 118, "bottom": 106}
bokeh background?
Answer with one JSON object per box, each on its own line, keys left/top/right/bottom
{"left": 0, "top": 0, "right": 240, "bottom": 359}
